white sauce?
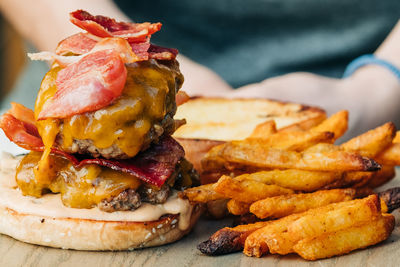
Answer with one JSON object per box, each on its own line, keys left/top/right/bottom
{"left": 0, "top": 152, "right": 193, "bottom": 230}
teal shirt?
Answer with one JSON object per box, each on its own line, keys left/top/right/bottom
{"left": 116, "top": 0, "right": 400, "bottom": 88}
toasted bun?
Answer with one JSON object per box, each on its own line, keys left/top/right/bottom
{"left": 0, "top": 153, "right": 202, "bottom": 250}
{"left": 174, "top": 97, "right": 326, "bottom": 141}
{"left": 174, "top": 97, "right": 326, "bottom": 176}
{"left": 0, "top": 204, "right": 201, "bottom": 251}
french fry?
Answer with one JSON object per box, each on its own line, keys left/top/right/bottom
{"left": 287, "top": 195, "right": 381, "bottom": 242}
{"left": 220, "top": 143, "right": 380, "bottom": 172}
{"left": 250, "top": 120, "right": 277, "bottom": 138}
{"left": 213, "top": 176, "right": 294, "bottom": 203}
{"left": 250, "top": 189, "right": 355, "bottom": 219}
{"left": 244, "top": 195, "right": 381, "bottom": 257}
{"left": 180, "top": 183, "right": 223, "bottom": 203}
{"left": 197, "top": 221, "right": 272, "bottom": 256}
{"left": 227, "top": 199, "right": 251, "bottom": 215}
{"left": 378, "top": 187, "right": 400, "bottom": 213}
{"left": 310, "top": 110, "right": 348, "bottom": 140}
{"left": 376, "top": 143, "right": 400, "bottom": 165}
{"left": 278, "top": 113, "right": 327, "bottom": 133}
{"left": 238, "top": 170, "right": 342, "bottom": 192}
{"left": 365, "top": 165, "right": 396, "bottom": 188}
{"left": 393, "top": 131, "right": 400, "bottom": 143}
{"left": 245, "top": 131, "right": 334, "bottom": 152}
{"left": 341, "top": 122, "right": 396, "bottom": 157}
{"left": 293, "top": 214, "right": 395, "bottom": 261}
{"left": 243, "top": 213, "right": 304, "bottom": 257}
{"left": 201, "top": 144, "right": 227, "bottom": 172}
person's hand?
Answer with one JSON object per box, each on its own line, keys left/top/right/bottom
{"left": 227, "top": 67, "right": 400, "bottom": 137}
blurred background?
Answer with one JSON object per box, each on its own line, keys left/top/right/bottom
{"left": 0, "top": 1, "right": 399, "bottom": 138}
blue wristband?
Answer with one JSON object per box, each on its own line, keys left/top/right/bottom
{"left": 343, "top": 54, "right": 400, "bottom": 81}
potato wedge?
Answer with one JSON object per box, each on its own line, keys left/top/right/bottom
{"left": 220, "top": 143, "right": 380, "bottom": 172}
{"left": 227, "top": 199, "right": 251, "bottom": 215}
{"left": 250, "top": 120, "right": 277, "bottom": 138}
{"left": 366, "top": 165, "right": 396, "bottom": 188}
{"left": 310, "top": 110, "right": 348, "bottom": 140}
{"left": 214, "top": 176, "right": 294, "bottom": 203}
{"left": 341, "top": 122, "right": 396, "bottom": 157}
{"left": 250, "top": 189, "right": 355, "bottom": 219}
{"left": 238, "top": 170, "right": 342, "bottom": 192}
{"left": 376, "top": 143, "right": 400, "bottom": 165}
{"left": 243, "top": 213, "right": 304, "bottom": 257}
{"left": 197, "top": 221, "right": 272, "bottom": 256}
{"left": 293, "top": 214, "right": 394, "bottom": 261}
{"left": 287, "top": 195, "right": 381, "bottom": 242}
{"left": 180, "top": 183, "right": 223, "bottom": 203}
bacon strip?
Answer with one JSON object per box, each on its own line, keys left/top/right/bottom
{"left": 37, "top": 49, "right": 127, "bottom": 120}
{"left": 70, "top": 10, "right": 161, "bottom": 43}
{"left": 56, "top": 33, "right": 97, "bottom": 55}
{"left": 69, "top": 136, "right": 184, "bottom": 187}
{"left": 0, "top": 114, "right": 43, "bottom": 150}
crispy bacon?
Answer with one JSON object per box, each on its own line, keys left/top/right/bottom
{"left": 72, "top": 136, "right": 184, "bottom": 187}
{"left": 37, "top": 49, "right": 127, "bottom": 120}
{"left": 56, "top": 33, "right": 97, "bottom": 55}
{"left": 0, "top": 113, "right": 43, "bottom": 150}
{"left": 70, "top": 10, "right": 161, "bottom": 43}
{"left": 148, "top": 44, "right": 178, "bottom": 60}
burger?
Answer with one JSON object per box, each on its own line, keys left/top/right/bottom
{"left": 0, "top": 10, "right": 201, "bottom": 250}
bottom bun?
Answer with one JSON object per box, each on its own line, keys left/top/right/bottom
{"left": 0, "top": 203, "right": 202, "bottom": 250}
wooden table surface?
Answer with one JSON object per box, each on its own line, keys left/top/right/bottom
{"left": 0, "top": 170, "right": 399, "bottom": 267}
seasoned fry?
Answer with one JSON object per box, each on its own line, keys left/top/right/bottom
{"left": 287, "top": 195, "right": 381, "bottom": 242}
{"left": 279, "top": 113, "right": 327, "bottom": 133}
{"left": 245, "top": 131, "right": 334, "bottom": 151}
{"left": 197, "top": 221, "right": 272, "bottom": 256}
{"left": 376, "top": 143, "right": 400, "bottom": 165}
{"left": 341, "top": 122, "right": 396, "bottom": 157}
{"left": 214, "top": 176, "right": 294, "bottom": 203}
{"left": 244, "top": 196, "right": 381, "bottom": 257}
{"left": 243, "top": 213, "right": 303, "bottom": 257}
{"left": 378, "top": 187, "right": 400, "bottom": 213}
{"left": 250, "top": 120, "right": 277, "bottom": 138}
{"left": 250, "top": 189, "right": 355, "bottom": 219}
{"left": 366, "top": 165, "right": 396, "bottom": 188}
{"left": 180, "top": 183, "right": 223, "bottom": 203}
{"left": 227, "top": 199, "right": 251, "bottom": 215}
{"left": 310, "top": 110, "right": 348, "bottom": 140}
{"left": 239, "top": 170, "right": 342, "bottom": 192}
{"left": 293, "top": 214, "right": 395, "bottom": 261}
{"left": 220, "top": 143, "right": 380, "bottom": 172}
{"left": 393, "top": 131, "right": 400, "bottom": 143}
{"left": 201, "top": 144, "right": 227, "bottom": 172}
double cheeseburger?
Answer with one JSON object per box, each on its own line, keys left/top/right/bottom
{"left": 0, "top": 10, "right": 201, "bottom": 250}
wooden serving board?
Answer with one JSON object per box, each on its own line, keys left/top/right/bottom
{"left": 0, "top": 170, "right": 399, "bottom": 267}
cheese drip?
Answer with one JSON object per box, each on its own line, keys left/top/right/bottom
{"left": 16, "top": 152, "right": 141, "bottom": 208}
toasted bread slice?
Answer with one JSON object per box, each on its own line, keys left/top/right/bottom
{"left": 174, "top": 98, "right": 325, "bottom": 141}
{"left": 173, "top": 98, "right": 326, "bottom": 179}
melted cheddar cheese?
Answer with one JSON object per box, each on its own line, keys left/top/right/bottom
{"left": 16, "top": 152, "right": 142, "bottom": 208}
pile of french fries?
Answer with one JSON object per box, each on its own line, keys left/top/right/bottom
{"left": 181, "top": 110, "right": 400, "bottom": 260}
